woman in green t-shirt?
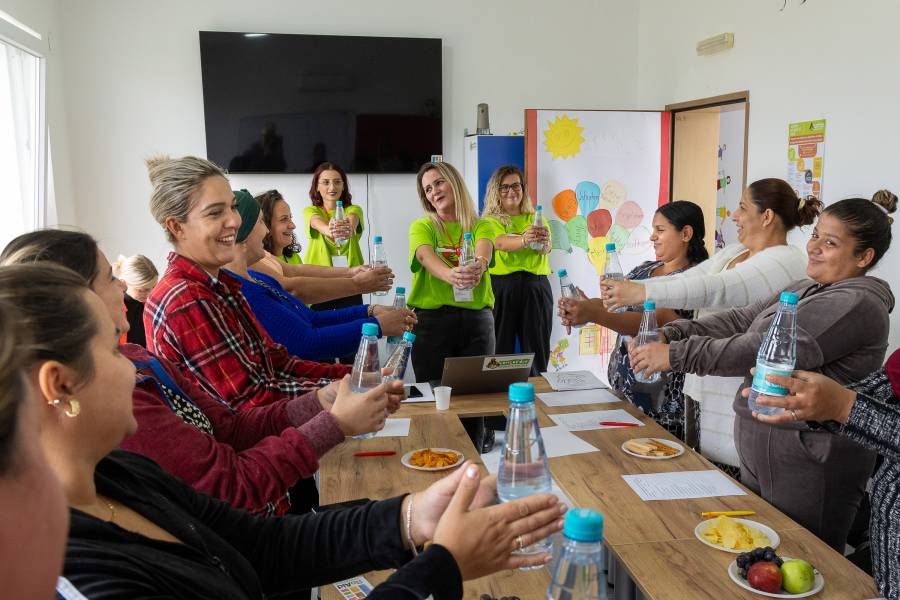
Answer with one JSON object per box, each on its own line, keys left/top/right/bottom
{"left": 482, "top": 165, "right": 552, "bottom": 377}
{"left": 304, "top": 162, "right": 365, "bottom": 312}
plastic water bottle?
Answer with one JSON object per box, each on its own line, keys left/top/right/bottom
{"left": 371, "top": 235, "right": 388, "bottom": 296}
{"left": 747, "top": 291, "right": 799, "bottom": 415}
{"left": 350, "top": 322, "right": 381, "bottom": 438}
{"left": 529, "top": 204, "right": 546, "bottom": 251}
{"left": 333, "top": 200, "right": 347, "bottom": 247}
{"left": 459, "top": 232, "right": 476, "bottom": 289}
{"left": 558, "top": 269, "right": 584, "bottom": 330}
{"left": 383, "top": 331, "right": 415, "bottom": 382}
{"left": 633, "top": 301, "right": 661, "bottom": 384}
{"left": 498, "top": 382, "right": 553, "bottom": 567}
{"left": 385, "top": 287, "right": 407, "bottom": 351}
{"left": 602, "top": 243, "right": 626, "bottom": 314}
{"left": 547, "top": 509, "right": 607, "bottom": 600}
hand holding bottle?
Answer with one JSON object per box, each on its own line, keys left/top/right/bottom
{"left": 627, "top": 339, "right": 671, "bottom": 376}
{"left": 329, "top": 375, "right": 397, "bottom": 436}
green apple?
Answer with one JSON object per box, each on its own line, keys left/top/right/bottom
{"left": 780, "top": 559, "right": 816, "bottom": 594}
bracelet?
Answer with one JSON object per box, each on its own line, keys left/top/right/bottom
{"left": 367, "top": 305, "right": 375, "bottom": 318}
{"left": 476, "top": 255, "right": 490, "bottom": 271}
{"left": 405, "top": 493, "right": 418, "bottom": 556}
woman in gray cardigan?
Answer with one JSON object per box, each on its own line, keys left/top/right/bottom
{"left": 629, "top": 194, "right": 896, "bottom": 552}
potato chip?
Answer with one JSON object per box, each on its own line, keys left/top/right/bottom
{"left": 702, "top": 516, "right": 770, "bottom": 550}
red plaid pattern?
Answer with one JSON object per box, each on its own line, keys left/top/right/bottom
{"left": 145, "top": 253, "right": 350, "bottom": 411}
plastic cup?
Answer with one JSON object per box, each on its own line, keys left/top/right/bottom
{"left": 434, "top": 386, "right": 452, "bottom": 410}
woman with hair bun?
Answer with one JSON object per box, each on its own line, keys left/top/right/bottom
{"left": 112, "top": 254, "right": 158, "bottom": 347}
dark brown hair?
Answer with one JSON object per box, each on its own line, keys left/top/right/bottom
{"left": 746, "top": 178, "right": 822, "bottom": 230}
{"left": 255, "top": 190, "right": 301, "bottom": 258}
{"left": 0, "top": 299, "right": 28, "bottom": 476}
{"left": 309, "top": 162, "right": 352, "bottom": 208}
{"left": 1, "top": 229, "right": 100, "bottom": 283}
{"left": 822, "top": 190, "right": 897, "bottom": 269}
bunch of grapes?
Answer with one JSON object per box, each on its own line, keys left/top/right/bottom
{"left": 736, "top": 546, "right": 783, "bottom": 579}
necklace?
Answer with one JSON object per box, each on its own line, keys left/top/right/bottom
{"left": 101, "top": 497, "right": 117, "bottom": 522}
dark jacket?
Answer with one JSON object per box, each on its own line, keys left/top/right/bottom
{"left": 63, "top": 451, "right": 462, "bottom": 599}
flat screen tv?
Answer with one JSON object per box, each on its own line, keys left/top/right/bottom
{"left": 199, "top": 31, "right": 442, "bottom": 174}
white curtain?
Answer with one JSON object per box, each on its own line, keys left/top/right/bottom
{"left": 0, "top": 40, "right": 42, "bottom": 247}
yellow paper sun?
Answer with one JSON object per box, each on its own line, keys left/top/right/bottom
{"left": 544, "top": 115, "right": 585, "bottom": 160}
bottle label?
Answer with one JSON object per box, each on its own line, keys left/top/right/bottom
{"left": 750, "top": 362, "right": 795, "bottom": 396}
{"left": 453, "top": 287, "right": 473, "bottom": 302}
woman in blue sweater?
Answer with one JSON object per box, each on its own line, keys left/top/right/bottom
{"left": 225, "top": 191, "right": 416, "bottom": 361}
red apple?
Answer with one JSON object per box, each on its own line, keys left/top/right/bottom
{"left": 747, "top": 561, "right": 783, "bottom": 593}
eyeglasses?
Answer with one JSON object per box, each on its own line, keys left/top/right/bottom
{"left": 498, "top": 183, "right": 523, "bottom": 195}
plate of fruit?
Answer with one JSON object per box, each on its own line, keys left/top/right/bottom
{"left": 695, "top": 515, "right": 780, "bottom": 553}
{"left": 729, "top": 547, "right": 823, "bottom": 597}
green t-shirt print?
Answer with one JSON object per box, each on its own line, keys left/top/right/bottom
{"left": 303, "top": 204, "right": 365, "bottom": 267}
{"left": 484, "top": 213, "right": 552, "bottom": 276}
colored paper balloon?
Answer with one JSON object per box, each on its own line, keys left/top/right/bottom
{"left": 615, "top": 200, "right": 644, "bottom": 230}
{"left": 607, "top": 223, "right": 630, "bottom": 251}
{"left": 600, "top": 180, "right": 627, "bottom": 210}
{"left": 549, "top": 219, "right": 572, "bottom": 253}
{"left": 552, "top": 189, "right": 578, "bottom": 222}
{"left": 566, "top": 215, "right": 589, "bottom": 251}
{"left": 587, "top": 236, "right": 609, "bottom": 274}
{"left": 587, "top": 208, "right": 612, "bottom": 237}
{"left": 575, "top": 181, "right": 600, "bottom": 218}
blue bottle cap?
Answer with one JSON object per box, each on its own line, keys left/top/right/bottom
{"left": 535, "top": 204, "right": 543, "bottom": 210}
{"left": 563, "top": 508, "right": 604, "bottom": 543}
{"left": 336, "top": 200, "right": 343, "bottom": 206}
{"left": 557, "top": 268, "right": 568, "bottom": 278}
{"left": 508, "top": 382, "right": 535, "bottom": 403}
{"left": 779, "top": 291, "right": 799, "bottom": 304}
{"left": 396, "top": 286, "right": 406, "bottom": 294}
{"left": 463, "top": 232, "right": 473, "bottom": 239}
{"left": 644, "top": 300, "right": 656, "bottom": 310}
{"left": 605, "top": 243, "right": 616, "bottom": 251}
{"left": 361, "top": 322, "right": 379, "bottom": 336}
{"left": 402, "top": 331, "right": 416, "bottom": 343}
{"left": 373, "top": 235, "right": 383, "bottom": 243}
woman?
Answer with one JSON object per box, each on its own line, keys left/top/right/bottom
{"left": 748, "top": 349, "right": 900, "bottom": 600}
{"left": 410, "top": 161, "right": 496, "bottom": 451}
{"left": 2, "top": 228, "right": 388, "bottom": 516}
{"left": 258, "top": 188, "right": 303, "bottom": 265}
{"left": 304, "top": 162, "right": 366, "bottom": 311}
{"left": 482, "top": 165, "right": 552, "bottom": 377}
{"left": 559, "top": 201, "right": 707, "bottom": 443}
{"left": 144, "top": 155, "right": 349, "bottom": 411}
{"left": 112, "top": 253, "right": 158, "bottom": 347}
{"left": 227, "top": 190, "right": 417, "bottom": 362}
{"left": 0, "top": 300, "right": 68, "bottom": 600}
{"left": 629, "top": 194, "right": 896, "bottom": 552}
{"left": 603, "top": 179, "right": 820, "bottom": 470}
{"left": 0, "top": 262, "right": 566, "bottom": 599}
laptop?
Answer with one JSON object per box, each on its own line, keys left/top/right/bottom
{"left": 438, "top": 353, "right": 534, "bottom": 395}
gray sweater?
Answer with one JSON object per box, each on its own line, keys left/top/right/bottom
{"left": 660, "top": 276, "right": 895, "bottom": 424}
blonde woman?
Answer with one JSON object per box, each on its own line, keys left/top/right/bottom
{"left": 112, "top": 254, "right": 158, "bottom": 347}
{"left": 482, "top": 165, "right": 551, "bottom": 376}
{"left": 409, "top": 161, "right": 496, "bottom": 451}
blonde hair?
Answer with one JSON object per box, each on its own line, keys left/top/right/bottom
{"left": 146, "top": 155, "right": 227, "bottom": 243}
{"left": 415, "top": 161, "right": 478, "bottom": 237}
{"left": 481, "top": 165, "right": 533, "bottom": 227}
{"left": 112, "top": 254, "right": 158, "bottom": 289}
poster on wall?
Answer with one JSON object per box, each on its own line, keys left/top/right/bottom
{"left": 714, "top": 105, "right": 747, "bottom": 250}
{"left": 787, "top": 119, "right": 826, "bottom": 201}
{"left": 525, "top": 110, "right": 670, "bottom": 381}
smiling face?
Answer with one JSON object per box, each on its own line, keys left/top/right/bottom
{"left": 316, "top": 169, "right": 345, "bottom": 207}
{"left": 806, "top": 213, "right": 873, "bottom": 284}
{"left": 169, "top": 175, "right": 239, "bottom": 276}
{"left": 731, "top": 188, "right": 768, "bottom": 245}
{"left": 499, "top": 173, "right": 524, "bottom": 215}
{"left": 650, "top": 211, "right": 691, "bottom": 263}
{"left": 421, "top": 168, "right": 457, "bottom": 218}
{"left": 94, "top": 250, "right": 129, "bottom": 334}
{"left": 270, "top": 199, "right": 296, "bottom": 254}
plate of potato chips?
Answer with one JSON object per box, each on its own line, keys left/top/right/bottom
{"left": 695, "top": 515, "right": 780, "bottom": 554}
{"left": 402, "top": 448, "right": 464, "bottom": 471}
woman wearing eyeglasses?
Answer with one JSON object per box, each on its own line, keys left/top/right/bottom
{"left": 482, "top": 165, "right": 551, "bottom": 376}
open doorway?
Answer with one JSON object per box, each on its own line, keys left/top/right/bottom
{"left": 667, "top": 92, "right": 749, "bottom": 255}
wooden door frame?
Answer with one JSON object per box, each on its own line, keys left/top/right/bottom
{"left": 665, "top": 91, "right": 750, "bottom": 198}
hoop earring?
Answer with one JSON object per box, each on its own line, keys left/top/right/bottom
{"left": 49, "top": 397, "right": 80, "bottom": 418}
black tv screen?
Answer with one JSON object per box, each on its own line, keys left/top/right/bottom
{"left": 199, "top": 31, "right": 442, "bottom": 174}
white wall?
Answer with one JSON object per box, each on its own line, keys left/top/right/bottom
{"left": 638, "top": 0, "right": 900, "bottom": 351}
{"left": 52, "top": 0, "right": 639, "bottom": 274}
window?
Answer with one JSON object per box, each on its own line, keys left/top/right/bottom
{"left": 0, "top": 36, "right": 45, "bottom": 248}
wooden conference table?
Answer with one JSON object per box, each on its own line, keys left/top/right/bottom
{"left": 320, "top": 377, "right": 878, "bottom": 599}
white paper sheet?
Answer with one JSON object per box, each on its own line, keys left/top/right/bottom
{"left": 373, "top": 418, "right": 410, "bottom": 438}
{"left": 541, "top": 370, "right": 606, "bottom": 391}
{"left": 548, "top": 409, "right": 644, "bottom": 431}
{"left": 622, "top": 470, "right": 747, "bottom": 501}
{"left": 400, "top": 382, "right": 434, "bottom": 403}
{"left": 539, "top": 426, "right": 599, "bottom": 458}
{"left": 538, "top": 389, "right": 620, "bottom": 407}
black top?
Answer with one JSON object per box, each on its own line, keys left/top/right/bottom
{"left": 63, "top": 450, "right": 463, "bottom": 599}
{"left": 124, "top": 294, "right": 147, "bottom": 347}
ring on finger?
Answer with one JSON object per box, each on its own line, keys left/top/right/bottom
{"left": 790, "top": 409, "right": 799, "bottom": 421}
{"left": 514, "top": 534, "right": 525, "bottom": 551}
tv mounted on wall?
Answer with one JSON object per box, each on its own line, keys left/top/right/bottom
{"left": 199, "top": 31, "right": 442, "bottom": 174}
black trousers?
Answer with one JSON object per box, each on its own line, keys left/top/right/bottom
{"left": 412, "top": 306, "right": 495, "bottom": 450}
{"left": 491, "top": 272, "right": 552, "bottom": 377}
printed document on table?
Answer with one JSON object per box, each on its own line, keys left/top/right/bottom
{"left": 538, "top": 389, "right": 620, "bottom": 407}
{"left": 539, "top": 426, "right": 599, "bottom": 458}
{"left": 548, "top": 409, "right": 644, "bottom": 431}
{"left": 374, "top": 418, "right": 410, "bottom": 438}
{"left": 622, "top": 470, "right": 746, "bottom": 501}
{"left": 541, "top": 370, "right": 606, "bottom": 391}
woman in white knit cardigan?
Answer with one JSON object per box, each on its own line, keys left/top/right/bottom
{"left": 600, "top": 178, "right": 821, "bottom": 470}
